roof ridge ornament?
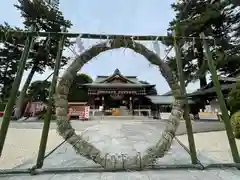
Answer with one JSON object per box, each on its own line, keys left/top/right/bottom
{"left": 113, "top": 68, "right": 121, "bottom": 75}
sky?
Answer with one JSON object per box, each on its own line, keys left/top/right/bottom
{"left": 0, "top": 0, "right": 203, "bottom": 94}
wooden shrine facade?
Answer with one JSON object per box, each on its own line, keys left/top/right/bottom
{"left": 82, "top": 69, "right": 154, "bottom": 111}
{"left": 88, "top": 88, "right": 146, "bottom": 95}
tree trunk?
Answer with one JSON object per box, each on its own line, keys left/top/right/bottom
{"left": 14, "top": 63, "right": 38, "bottom": 119}
{"left": 196, "top": 40, "right": 207, "bottom": 88}
{"left": 1, "top": 63, "right": 10, "bottom": 101}
{"left": 55, "top": 39, "right": 184, "bottom": 170}
{"left": 199, "top": 76, "right": 207, "bottom": 88}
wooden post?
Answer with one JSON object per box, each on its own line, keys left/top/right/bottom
{"left": 35, "top": 30, "right": 66, "bottom": 168}
{"left": 0, "top": 25, "right": 36, "bottom": 156}
{"left": 102, "top": 96, "right": 104, "bottom": 107}
{"left": 200, "top": 32, "right": 240, "bottom": 163}
{"left": 101, "top": 96, "right": 104, "bottom": 119}
{"left": 129, "top": 96, "right": 132, "bottom": 112}
{"left": 130, "top": 96, "right": 134, "bottom": 117}
{"left": 173, "top": 30, "right": 198, "bottom": 164}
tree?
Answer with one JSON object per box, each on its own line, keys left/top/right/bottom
{"left": 13, "top": 0, "right": 72, "bottom": 118}
{"left": 230, "top": 112, "right": 240, "bottom": 139}
{"left": 27, "top": 80, "right": 51, "bottom": 103}
{"left": 0, "top": 23, "right": 24, "bottom": 101}
{"left": 228, "top": 80, "right": 240, "bottom": 115}
{"left": 228, "top": 79, "right": 240, "bottom": 139}
{"left": 165, "top": 0, "right": 240, "bottom": 88}
{"left": 68, "top": 73, "right": 93, "bottom": 102}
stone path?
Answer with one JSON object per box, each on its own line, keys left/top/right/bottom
{"left": 0, "top": 120, "right": 239, "bottom": 180}
{"left": 2, "top": 119, "right": 226, "bottom": 135}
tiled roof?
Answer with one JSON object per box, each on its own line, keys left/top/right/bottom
{"left": 161, "top": 91, "right": 172, "bottom": 96}
{"left": 188, "top": 83, "right": 235, "bottom": 96}
{"left": 146, "top": 95, "right": 195, "bottom": 104}
{"left": 94, "top": 76, "right": 140, "bottom": 84}
{"left": 82, "top": 83, "right": 154, "bottom": 88}
{"left": 93, "top": 68, "right": 141, "bottom": 84}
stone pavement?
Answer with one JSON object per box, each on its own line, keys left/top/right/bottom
{"left": 2, "top": 119, "right": 226, "bottom": 135}
{"left": 0, "top": 120, "right": 239, "bottom": 180}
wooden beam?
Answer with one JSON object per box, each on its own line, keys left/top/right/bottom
{"left": 0, "top": 31, "right": 214, "bottom": 41}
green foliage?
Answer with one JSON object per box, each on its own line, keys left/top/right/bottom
{"left": 14, "top": 0, "right": 72, "bottom": 72}
{"left": 228, "top": 81, "right": 240, "bottom": 114}
{"left": 27, "top": 80, "right": 51, "bottom": 102}
{"left": 68, "top": 73, "right": 93, "bottom": 102}
{"left": 165, "top": 0, "right": 240, "bottom": 87}
{"left": 0, "top": 23, "right": 23, "bottom": 101}
{"left": 230, "top": 111, "right": 240, "bottom": 139}
{"left": 0, "top": 103, "right": 6, "bottom": 111}
{"left": 0, "top": 0, "right": 72, "bottom": 101}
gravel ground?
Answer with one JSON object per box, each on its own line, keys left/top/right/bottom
{"left": 0, "top": 119, "right": 234, "bottom": 169}
{"left": 0, "top": 119, "right": 226, "bottom": 135}
{"left": 0, "top": 128, "right": 66, "bottom": 169}
{"left": 0, "top": 119, "right": 239, "bottom": 180}
{"left": 178, "top": 131, "right": 240, "bottom": 163}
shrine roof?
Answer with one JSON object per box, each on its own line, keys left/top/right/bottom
{"left": 84, "top": 68, "right": 155, "bottom": 87}
{"left": 82, "top": 83, "right": 154, "bottom": 88}
{"left": 188, "top": 83, "right": 235, "bottom": 96}
{"left": 161, "top": 91, "right": 172, "bottom": 96}
{"left": 93, "top": 68, "right": 142, "bottom": 84}
{"left": 146, "top": 95, "right": 195, "bottom": 104}
{"left": 188, "top": 76, "right": 236, "bottom": 97}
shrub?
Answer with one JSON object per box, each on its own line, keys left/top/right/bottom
{"left": 228, "top": 81, "right": 240, "bottom": 115}
{"left": 230, "top": 111, "right": 240, "bottom": 139}
{"left": 0, "top": 103, "right": 6, "bottom": 111}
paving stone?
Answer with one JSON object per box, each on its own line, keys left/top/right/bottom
{"left": 1, "top": 120, "right": 239, "bottom": 179}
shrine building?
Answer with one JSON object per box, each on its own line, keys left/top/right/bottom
{"left": 67, "top": 69, "right": 237, "bottom": 120}
{"left": 81, "top": 68, "right": 187, "bottom": 117}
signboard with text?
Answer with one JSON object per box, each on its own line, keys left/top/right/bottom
{"left": 97, "top": 90, "right": 137, "bottom": 94}
{"left": 88, "top": 89, "right": 146, "bottom": 95}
